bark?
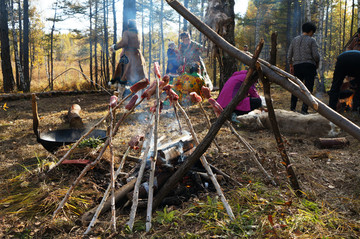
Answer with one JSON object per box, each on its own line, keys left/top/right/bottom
{"left": 0, "top": 0, "right": 15, "bottom": 92}
{"left": 161, "top": 0, "right": 165, "bottom": 75}
{"left": 342, "top": 0, "right": 347, "bottom": 49}
{"left": 10, "top": 0, "right": 24, "bottom": 91}
{"left": 148, "top": 0, "right": 153, "bottom": 78}
{"left": 94, "top": 0, "right": 99, "bottom": 89}
{"left": 89, "top": 0, "right": 94, "bottom": 88}
{"left": 23, "top": 0, "right": 30, "bottom": 91}
{"left": 103, "top": 0, "right": 110, "bottom": 83}
{"left": 111, "top": 0, "right": 117, "bottom": 74}
{"left": 316, "top": 0, "right": 326, "bottom": 93}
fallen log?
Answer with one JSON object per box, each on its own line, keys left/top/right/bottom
{"left": 165, "top": 0, "right": 360, "bottom": 142}
{"left": 314, "top": 137, "right": 350, "bottom": 149}
{"left": 67, "top": 104, "right": 83, "bottom": 128}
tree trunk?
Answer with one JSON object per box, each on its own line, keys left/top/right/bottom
{"left": 350, "top": 0, "right": 355, "bottom": 36}
{"left": 94, "top": 0, "right": 99, "bottom": 89}
{"left": 89, "top": 0, "right": 94, "bottom": 89}
{"left": 103, "top": 0, "right": 110, "bottom": 84}
{"left": 316, "top": 0, "right": 326, "bottom": 93}
{"left": 10, "top": 0, "right": 25, "bottom": 91}
{"left": 161, "top": 0, "right": 165, "bottom": 75}
{"left": 285, "top": 0, "right": 292, "bottom": 71}
{"left": 111, "top": 0, "right": 117, "bottom": 74}
{"left": 0, "top": 0, "right": 15, "bottom": 92}
{"left": 141, "top": 3, "right": 145, "bottom": 57}
{"left": 342, "top": 0, "right": 347, "bottom": 49}
{"left": 148, "top": 0, "right": 153, "bottom": 78}
{"left": 305, "top": 0, "right": 311, "bottom": 22}
{"left": 23, "top": 0, "right": 30, "bottom": 92}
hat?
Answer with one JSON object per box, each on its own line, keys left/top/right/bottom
{"left": 168, "top": 41, "right": 175, "bottom": 47}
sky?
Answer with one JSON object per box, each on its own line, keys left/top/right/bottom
{"left": 35, "top": 0, "right": 248, "bottom": 33}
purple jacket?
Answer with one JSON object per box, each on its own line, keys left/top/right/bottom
{"left": 217, "top": 71, "right": 260, "bottom": 112}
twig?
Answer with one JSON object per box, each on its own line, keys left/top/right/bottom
{"left": 226, "top": 121, "right": 277, "bottom": 186}
{"left": 109, "top": 108, "right": 116, "bottom": 232}
{"left": 257, "top": 64, "right": 301, "bottom": 194}
{"left": 83, "top": 146, "right": 131, "bottom": 235}
{"left": 199, "top": 103, "right": 221, "bottom": 152}
{"left": 173, "top": 104, "right": 183, "bottom": 134}
{"left": 146, "top": 77, "right": 160, "bottom": 232}
{"left": 47, "top": 93, "right": 133, "bottom": 173}
{"left": 126, "top": 116, "right": 154, "bottom": 231}
{"left": 176, "top": 101, "right": 235, "bottom": 220}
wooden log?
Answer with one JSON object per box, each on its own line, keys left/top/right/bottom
{"left": 67, "top": 104, "right": 84, "bottom": 128}
{"left": 81, "top": 177, "right": 136, "bottom": 225}
{"left": 165, "top": 0, "right": 360, "bottom": 142}
{"left": 314, "top": 137, "right": 350, "bottom": 149}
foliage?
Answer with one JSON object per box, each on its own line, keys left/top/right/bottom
{"left": 78, "top": 136, "right": 104, "bottom": 148}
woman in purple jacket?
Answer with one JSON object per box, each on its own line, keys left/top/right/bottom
{"left": 217, "top": 70, "right": 262, "bottom": 115}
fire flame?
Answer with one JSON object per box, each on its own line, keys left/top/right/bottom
{"left": 345, "top": 93, "right": 354, "bottom": 109}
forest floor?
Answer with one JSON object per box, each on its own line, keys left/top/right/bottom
{"left": 1, "top": 85, "right": 360, "bottom": 238}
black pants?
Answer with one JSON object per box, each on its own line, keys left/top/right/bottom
{"left": 290, "top": 63, "right": 317, "bottom": 113}
{"left": 328, "top": 51, "right": 360, "bottom": 111}
{"left": 234, "top": 97, "right": 262, "bottom": 116}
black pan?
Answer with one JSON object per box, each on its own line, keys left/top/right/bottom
{"left": 31, "top": 93, "right": 107, "bottom": 153}
{"left": 37, "top": 128, "right": 107, "bottom": 153}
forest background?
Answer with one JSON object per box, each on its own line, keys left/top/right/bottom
{"left": 0, "top": 0, "right": 360, "bottom": 95}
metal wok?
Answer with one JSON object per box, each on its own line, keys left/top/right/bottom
{"left": 31, "top": 94, "right": 107, "bottom": 153}
{"left": 37, "top": 128, "right": 107, "bottom": 153}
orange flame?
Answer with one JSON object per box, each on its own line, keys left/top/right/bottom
{"left": 345, "top": 94, "right": 354, "bottom": 109}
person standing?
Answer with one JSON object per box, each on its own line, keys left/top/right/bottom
{"left": 179, "top": 31, "right": 213, "bottom": 90}
{"left": 109, "top": 19, "right": 147, "bottom": 96}
{"left": 287, "top": 22, "right": 320, "bottom": 114}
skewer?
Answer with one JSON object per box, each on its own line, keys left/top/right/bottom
{"left": 175, "top": 101, "right": 235, "bottom": 220}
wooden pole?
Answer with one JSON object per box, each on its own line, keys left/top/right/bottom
{"left": 176, "top": 101, "right": 235, "bottom": 220}
{"left": 146, "top": 76, "right": 160, "bottom": 232}
{"left": 165, "top": 0, "right": 360, "bottom": 142}
{"left": 127, "top": 116, "right": 154, "bottom": 231}
{"left": 261, "top": 34, "right": 301, "bottom": 195}
{"left": 199, "top": 103, "right": 221, "bottom": 152}
{"left": 83, "top": 147, "right": 131, "bottom": 235}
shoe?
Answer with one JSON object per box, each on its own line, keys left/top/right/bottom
{"left": 231, "top": 112, "right": 241, "bottom": 124}
{"left": 300, "top": 110, "right": 308, "bottom": 115}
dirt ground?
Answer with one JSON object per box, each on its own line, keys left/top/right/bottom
{"left": 1, "top": 85, "right": 360, "bottom": 237}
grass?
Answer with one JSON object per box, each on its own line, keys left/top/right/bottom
{"left": 1, "top": 159, "right": 359, "bottom": 238}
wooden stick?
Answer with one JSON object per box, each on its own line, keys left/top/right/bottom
{"left": 209, "top": 164, "right": 243, "bottom": 187}
{"left": 83, "top": 146, "right": 131, "bottom": 235}
{"left": 152, "top": 40, "right": 264, "bottom": 211}
{"left": 126, "top": 116, "right": 154, "bottom": 231}
{"left": 173, "top": 104, "right": 183, "bottom": 134}
{"left": 176, "top": 101, "right": 235, "bottom": 220}
{"left": 199, "top": 103, "right": 221, "bottom": 152}
{"left": 47, "top": 93, "right": 133, "bottom": 173}
{"left": 165, "top": 0, "right": 360, "bottom": 142}
{"left": 109, "top": 108, "right": 116, "bottom": 232}
{"left": 146, "top": 77, "right": 160, "bottom": 232}
{"left": 261, "top": 34, "right": 301, "bottom": 195}
{"left": 226, "top": 121, "right": 277, "bottom": 186}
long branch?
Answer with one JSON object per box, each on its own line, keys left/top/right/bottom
{"left": 165, "top": 0, "right": 360, "bottom": 142}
